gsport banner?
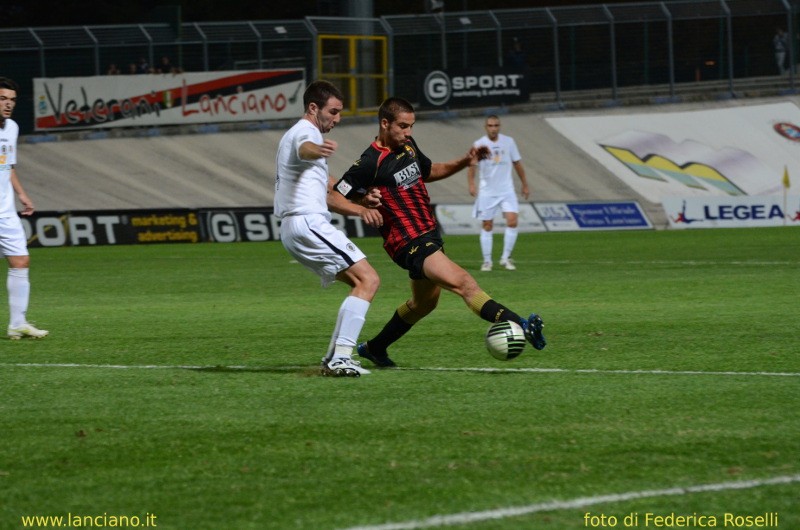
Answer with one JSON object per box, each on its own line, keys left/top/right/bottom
{"left": 34, "top": 70, "right": 305, "bottom": 131}
{"left": 546, "top": 103, "right": 800, "bottom": 205}
{"left": 420, "top": 69, "right": 529, "bottom": 108}
{"left": 663, "top": 195, "right": 800, "bottom": 228}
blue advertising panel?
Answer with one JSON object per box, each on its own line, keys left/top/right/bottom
{"left": 534, "top": 201, "right": 653, "bottom": 232}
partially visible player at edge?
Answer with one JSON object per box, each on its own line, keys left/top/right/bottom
{"left": 274, "top": 80, "right": 382, "bottom": 377}
{"left": 333, "top": 97, "right": 545, "bottom": 368}
{"left": 0, "top": 77, "right": 48, "bottom": 340}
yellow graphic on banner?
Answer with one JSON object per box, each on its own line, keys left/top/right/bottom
{"left": 602, "top": 145, "right": 745, "bottom": 195}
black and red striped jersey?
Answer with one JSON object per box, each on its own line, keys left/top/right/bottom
{"left": 336, "top": 137, "right": 434, "bottom": 258}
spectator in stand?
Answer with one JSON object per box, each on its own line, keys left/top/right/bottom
{"left": 774, "top": 28, "right": 789, "bottom": 75}
{"left": 506, "top": 37, "right": 526, "bottom": 70}
{"left": 136, "top": 57, "right": 150, "bottom": 74}
{"left": 127, "top": 63, "right": 138, "bottom": 75}
{"left": 106, "top": 63, "right": 121, "bottom": 75}
{"left": 157, "top": 56, "right": 173, "bottom": 74}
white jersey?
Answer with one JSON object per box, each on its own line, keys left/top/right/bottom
{"left": 0, "top": 118, "right": 19, "bottom": 218}
{"left": 274, "top": 119, "right": 330, "bottom": 219}
{"left": 473, "top": 133, "right": 521, "bottom": 197}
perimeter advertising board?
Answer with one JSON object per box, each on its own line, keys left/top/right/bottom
{"left": 434, "top": 203, "right": 545, "bottom": 235}
{"left": 663, "top": 195, "right": 800, "bottom": 228}
{"left": 33, "top": 70, "right": 305, "bottom": 131}
{"left": 534, "top": 201, "right": 652, "bottom": 231}
{"left": 420, "top": 69, "right": 529, "bottom": 109}
{"left": 22, "top": 208, "right": 379, "bottom": 247}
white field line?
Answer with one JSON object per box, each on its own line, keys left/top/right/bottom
{"left": 1, "top": 363, "right": 799, "bottom": 378}
{"left": 526, "top": 259, "right": 798, "bottom": 266}
{"left": 338, "top": 474, "right": 800, "bottom": 530}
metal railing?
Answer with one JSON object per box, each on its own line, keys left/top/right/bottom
{"left": 2, "top": 0, "right": 798, "bottom": 132}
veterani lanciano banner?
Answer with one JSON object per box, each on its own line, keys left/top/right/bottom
{"left": 33, "top": 70, "right": 305, "bottom": 131}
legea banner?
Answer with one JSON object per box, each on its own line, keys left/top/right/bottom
{"left": 663, "top": 195, "right": 800, "bottom": 228}
{"left": 34, "top": 70, "right": 305, "bottom": 131}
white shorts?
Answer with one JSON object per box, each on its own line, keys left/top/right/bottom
{"left": 0, "top": 216, "right": 29, "bottom": 257}
{"left": 472, "top": 191, "right": 519, "bottom": 221}
{"left": 279, "top": 213, "right": 366, "bottom": 287}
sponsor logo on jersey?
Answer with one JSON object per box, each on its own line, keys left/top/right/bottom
{"left": 336, "top": 180, "right": 353, "bottom": 196}
{"left": 393, "top": 161, "right": 421, "bottom": 189}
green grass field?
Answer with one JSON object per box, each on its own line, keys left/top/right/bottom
{"left": 2, "top": 227, "right": 799, "bottom": 529}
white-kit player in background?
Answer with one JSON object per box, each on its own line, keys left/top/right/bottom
{"left": 467, "top": 115, "right": 530, "bottom": 272}
{"left": 0, "top": 77, "right": 48, "bottom": 340}
{"left": 274, "top": 80, "right": 382, "bottom": 377}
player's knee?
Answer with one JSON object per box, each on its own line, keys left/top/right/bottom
{"left": 482, "top": 221, "right": 493, "bottom": 231}
{"left": 7, "top": 255, "right": 29, "bottom": 269}
{"left": 363, "top": 269, "right": 381, "bottom": 296}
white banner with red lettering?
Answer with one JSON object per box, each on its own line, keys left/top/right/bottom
{"left": 34, "top": 70, "right": 305, "bottom": 131}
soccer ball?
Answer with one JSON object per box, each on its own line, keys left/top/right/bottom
{"left": 485, "top": 320, "right": 526, "bottom": 361}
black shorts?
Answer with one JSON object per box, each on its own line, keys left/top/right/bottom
{"left": 392, "top": 230, "right": 445, "bottom": 280}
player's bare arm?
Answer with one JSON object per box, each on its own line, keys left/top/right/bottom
{"left": 10, "top": 168, "right": 34, "bottom": 216}
{"left": 513, "top": 160, "right": 530, "bottom": 200}
{"left": 326, "top": 178, "right": 383, "bottom": 228}
{"left": 428, "top": 145, "right": 490, "bottom": 182}
{"left": 299, "top": 139, "right": 338, "bottom": 160}
{"left": 467, "top": 163, "right": 478, "bottom": 197}
{"left": 360, "top": 187, "right": 382, "bottom": 209}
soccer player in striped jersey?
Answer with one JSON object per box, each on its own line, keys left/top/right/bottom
{"left": 334, "top": 97, "right": 545, "bottom": 368}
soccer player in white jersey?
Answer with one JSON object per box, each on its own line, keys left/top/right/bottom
{"left": 275, "top": 80, "right": 382, "bottom": 377}
{"left": 0, "top": 77, "right": 48, "bottom": 339}
{"left": 467, "top": 115, "right": 530, "bottom": 271}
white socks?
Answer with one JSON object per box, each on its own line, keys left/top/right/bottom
{"left": 483, "top": 227, "right": 519, "bottom": 262}
{"left": 7, "top": 268, "right": 30, "bottom": 328}
{"left": 480, "top": 229, "right": 493, "bottom": 263}
{"left": 325, "top": 295, "right": 371, "bottom": 361}
{"left": 501, "top": 227, "right": 518, "bottom": 262}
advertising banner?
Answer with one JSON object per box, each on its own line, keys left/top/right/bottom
{"left": 22, "top": 209, "right": 202, "bottom": 247}
{"left": 434, "top": 203, "right": 545, "bottom": 235}
{"left": 663, "top": 195, "right": 800, "bottom": 228}
{"left": 546, "top": 103, "right": 799, "bottom": 205}
{"left": 420, "top": 68, "right": 529, "bottom": 108}
{"left": 200, "top": 208, "right": 379, "bottom": 243}
{"left": 22, "top": 207, "right": 379, "bottom": 247}
{"left": 34, "top": 70, "right": 305, "bottom": 131}
{"left": 534, "top": 201, "right": 652, "bottom": 231}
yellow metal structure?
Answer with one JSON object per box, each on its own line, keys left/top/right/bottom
{"left": 317, "top": 35, "right": 388, "bottom": 116}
